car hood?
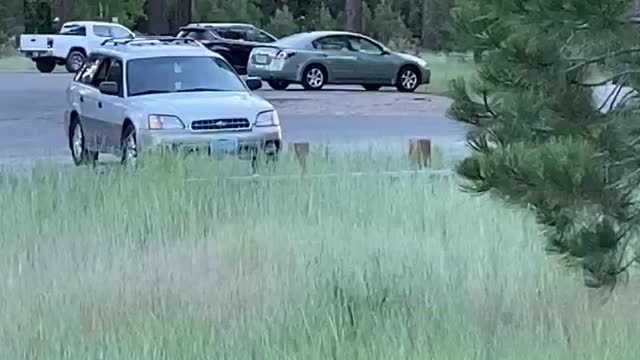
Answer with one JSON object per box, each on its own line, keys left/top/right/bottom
{"left": 395, "top": 52, "right": 428, "bottom": 66}
{"left": 129, "top": 91, "right": 274, "bottom": 123}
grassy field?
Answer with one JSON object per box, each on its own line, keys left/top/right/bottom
{"left": 0, "top": 151, "right": 639, "bottom": 359}
{"left": 420, "top": 52, "right": 477, "bottom": 96}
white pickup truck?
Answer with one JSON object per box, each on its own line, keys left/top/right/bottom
{"left": 18, "top": 21, "right": 135, "bottom": 73}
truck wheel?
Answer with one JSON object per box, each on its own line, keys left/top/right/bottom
{"left": 65, "top": 51, "right": 85, "bottom": 73}
{"left": 35, "top": 59, "right": 56, "bottom": 73}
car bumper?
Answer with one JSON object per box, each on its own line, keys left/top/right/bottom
{"left": 247, "top": 63, "right": 300, "bottom": 83}
{"left": 137, "top": 126, "right": 283, "bottom": 159}
{"left": 421, "top": 68, "right": 431, "bottom": 85}
{"left": 21, "top": 49, "right": 54, "bottom": 59}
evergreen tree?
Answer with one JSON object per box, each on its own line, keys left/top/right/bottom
{"left": 448, "top": 0, "right": 640, "bottom": 290}
{"left": 265, "top": 5, "right": 298, "bottom": 38}
{"left": 370, "top": 0, "right": 412, "bottom": 44}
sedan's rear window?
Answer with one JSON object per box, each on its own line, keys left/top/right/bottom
{"left": 126, "top": 56, "right": 247, "bottom": 96}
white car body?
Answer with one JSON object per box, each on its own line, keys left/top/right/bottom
{"left": 63, "top": 38, "right": 282, "bottom": 165}
{"left": 19, "top": 21, "right": 135, "bottom": 73}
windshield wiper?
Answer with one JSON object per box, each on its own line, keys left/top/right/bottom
{"left": 131, "top": 89, "right": 172, "bottom": 96}
{"left": 175, "top": 88, "right": 225, "bottom": 93}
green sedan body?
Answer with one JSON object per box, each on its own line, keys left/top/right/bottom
{"left": 246, "top": 31, "right": 431, "bottom": 92}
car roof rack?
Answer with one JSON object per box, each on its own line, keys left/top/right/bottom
{"left": 100, "top": 37, "right": 206, "bottom": 48}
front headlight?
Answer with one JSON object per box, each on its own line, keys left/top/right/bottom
{"left": 416, "top": 58, "right": 428, "bottom": 68}
{"left": 255, "top": 110, "right": 280, "bottom": 127}
{"left": 147, "top": 114, "right": 185, "bottom": 130}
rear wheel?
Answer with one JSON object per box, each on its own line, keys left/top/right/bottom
{"left": 65, "top": 50, "right": 85, "bottom": 73}
{"left": 396, "top": 66, "right": 421, "bottom": 93}
{"left": 302, "top": 65, "right": 326, "bottom": 90}
{"left": 363, "top": 84, "right": 382, "bottom": 91}
{"left": 69, "top": 119, "right": 98, "bottom": 166}
{"left": 267, "top": 80, "right": 290, "bottom": 91}
{"left": 35, "top": 59, "right": 56, "bottom": 73}
{"left": 120, "top": 124, "right": 138, "bottom": 167}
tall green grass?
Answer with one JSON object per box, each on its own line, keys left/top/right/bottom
{"left": 0, "top": 152, "right": 639, "bottom": 359}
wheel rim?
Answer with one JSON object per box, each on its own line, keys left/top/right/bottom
{"left": 123, "top": 132, "right": 137, "bottom": 166}
{"left": 401, "top": 70, "right": 418, "bottom": 90}
{"left": 72, "top": 123, "right": 84, "bottom": 160}
{"left": 306, "top": 68, "right": 324, "bottom": 88}
{"left": 71, "top": 54, "right": 84, "bottom": 71}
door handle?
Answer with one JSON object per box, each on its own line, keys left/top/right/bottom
{"left": 98, "top": 102, "right": 102, "bottom": 108}
{"left": 80, "top": 96, "right": 84, "bottom": 102}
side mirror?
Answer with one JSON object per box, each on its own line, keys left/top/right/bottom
{"left": 245, "top": 77, "right": 263, "bottom": 91}
{"left": 99, "top": 81, "right": 119, "bottom": 96}
{"left": 381, "top": 50, "right": 391, "bottom": 55}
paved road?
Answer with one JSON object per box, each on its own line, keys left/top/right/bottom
{"left": 0, "top": 72, "right": 470, "bottom": 163}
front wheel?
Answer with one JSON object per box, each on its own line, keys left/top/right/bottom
{"left": 120, "top": 124, "right": 138, "bottom": 167}
{"left": 396, "top": 66, "right": 421, "bottom": 93}
{"left": 65, "top": 50, "right": 85, "bottom": 73}
{"left": 69, "top": 119, "right": 98, "bottom": 166}
{"left": 267, "top": 80, "right": 290, "bottom": 91}
{"left": 35, "top": 59, "right": 56, "bottom": 73}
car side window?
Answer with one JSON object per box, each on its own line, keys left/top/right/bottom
{"left": 219, "top": 28, "right": 245, "bottom": 40}
{"left": 91, "top": 58, "right": 112, "bottom": 88}
{"left": 313, "top": 36, "right": 351, "bottom": 51}
{"left": 348, "top": 37, "right": 383, "bottom": 54}
{"left": 180, "top": 30, "right": 208, "bottom": 40}
{"left": 109, "top": 26, "right": 132, "bottom": 39}
{"left": 78, "top": 56, "right": 102, "bottom": 85}
{"left": 104, "top": 59, "right": 123, "bottom": 97}
{"left": 93, "top": 25, "right": 111, "bottom": 38}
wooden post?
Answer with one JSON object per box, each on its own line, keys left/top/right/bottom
{"left": 291, "top": 142, "right": 309, "bottom": 172}
{"left": 408, "top": 138, "right": 431, "bottom": 168}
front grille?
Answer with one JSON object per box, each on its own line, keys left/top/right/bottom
{"left": 191, "top": 118, "right": 251, "bottom": 131}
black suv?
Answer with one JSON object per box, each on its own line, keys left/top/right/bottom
{"left": 176, "top": 23, "right": 278, "bottom": 75}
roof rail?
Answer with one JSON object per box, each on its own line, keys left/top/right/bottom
{"left": 100, "top": 37, "right": 206, "bottom": 48}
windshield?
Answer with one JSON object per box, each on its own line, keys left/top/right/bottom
{"left": 126, "top": 56, "right": 247, "bottom": 96}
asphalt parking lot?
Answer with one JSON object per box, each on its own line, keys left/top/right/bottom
{"left": 0, "top": 72, "right": 470, "bottom": 164}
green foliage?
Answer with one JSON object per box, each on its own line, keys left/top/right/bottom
{"left": 72, "top": 0, "right": 146, "bottom": 28}
{"left": 369, "top": 0, "right": 413, "bottom": 45}
{"left": 192, "top": 0, "right": 264, "bottom": 25}
{"left": 304, "top": 3, "right": 338, "bottom": 31}
{"left": 265, "top": 5, "right": 299, "bottom": 38}
{"left": 448, "top": 0, "right": 640, "bottom": 290}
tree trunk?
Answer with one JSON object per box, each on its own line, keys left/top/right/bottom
{"left": 61, "top": 0, "right": 73, "bottom": 22}
{"left": 345, "top": 0, "right": 362, "bottom": 33}
{"left": 146, "top": 0, "right": 169, "bottom": 35}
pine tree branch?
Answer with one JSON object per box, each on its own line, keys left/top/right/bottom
{"left": 565, "top": 47, "right": 640, "bottom": 72}
{"left": 574, "top": 71, "right": 640, "bottom": 88}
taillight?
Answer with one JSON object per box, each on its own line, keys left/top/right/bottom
{"left": 276, "top": 50, "right": 296, "bottom": 59}
{"left": 46, "top": 37, "right": 54, "bottom": 48}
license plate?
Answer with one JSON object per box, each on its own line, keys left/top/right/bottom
{"left": 255, "top": 54, "right": 268, "bottom": 64}
{"left": 210, "top": 139, "right": 237, "bottom": 154}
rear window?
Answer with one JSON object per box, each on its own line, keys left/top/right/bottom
{"left": 59, "top": 24, "right": 86, "bottom": 36}
{"left": 272, "top": 33, "right": 311, "bottom": 48}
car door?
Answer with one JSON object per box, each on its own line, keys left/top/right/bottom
{"left": 94, "top": 57, "right": 127, "bottom": 154}
{"left": 312, "top": 35, "right": 359, "bottom": 83}
{"left": 347, "top": 36, "right": 394, "bottom": 83}
{"left": 83, "top": 56, "right": 113, "bottom": 150}
{"left": 217, "top": 27, "right": 253, "bottom": 74}
{"left": 75, "top": 54, "right": 103, "bottom": 151}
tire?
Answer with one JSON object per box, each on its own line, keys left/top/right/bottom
{"left": 65, "top": 50, "right": 86, "bottom": 73}
{"left": 363, "top": 84, "right": 382, "bottom": 91}
{"left": 395, "top": 66, "right": 421, "bottom": 93}
{"left": 267, "top": 80, "right": 290, "bottom": 91}
{"left": 69, "top": 118, "right": 98, "bottom": 166}
{"left": 302, "top": 64, "right": 326, "bottom": 90}
{"left": 35, "top": 59, "right": 56, "bottom": 73}
{"left": 120, "top": 123, "right": 138, "bottom": 167}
